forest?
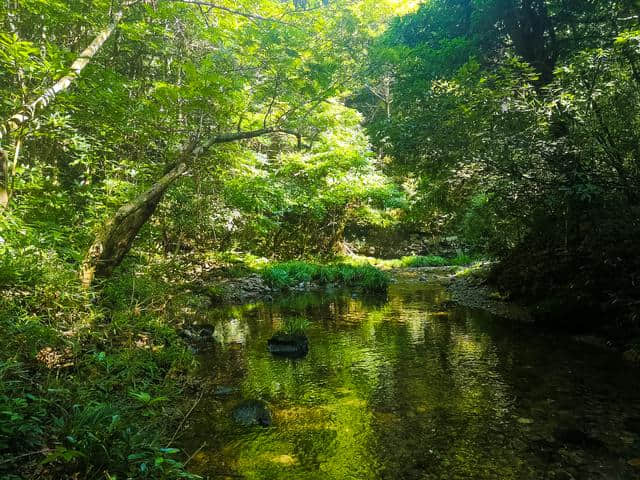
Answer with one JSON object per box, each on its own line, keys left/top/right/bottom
{"left": 1, "top": 0, "right": 640, "bottom": 479}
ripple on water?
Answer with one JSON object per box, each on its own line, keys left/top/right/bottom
{"left": 182, "top": 281, "right": 640, "bottom": 480}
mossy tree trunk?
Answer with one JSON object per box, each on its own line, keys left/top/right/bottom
{"left": 81, "top": 128, "right": 298, "bottom": 287}
{"left": 80, "top": 160, "right": 188, "bottom": 287}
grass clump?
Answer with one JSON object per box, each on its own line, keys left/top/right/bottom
{"left": 261, "top": 261, "right": 389, "bottom": 293}
{"left": 344, "top": 253, "right": 480, "bottom": 269}
{"left": 282, "top": 316, "right": 310, "bottom": 334}
{"left": 400, "top": 253, "right": 475, "bottom": 268}
{"left": 401, "top": 255, "right": 449, "bottom": 267}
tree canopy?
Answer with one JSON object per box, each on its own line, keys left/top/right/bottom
{"left": 2, "top": 0, "right": 640, "bottom": 477}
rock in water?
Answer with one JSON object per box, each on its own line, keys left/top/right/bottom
{"left": 232, "top": 400, "right": 272, "bottom": 427}
{"left": 267, "top": 333, "right": 309, "bottom": 358}
{"left": 197, "top": 324, "right": 214, "bottom": 338}
{"left": 437, "top": 300, "right": 457, "bottom": 309}
{"left": 214, "top": 385, "right": 237, "bottom": 397}
{"left": 554, "top": 426, "right": 604, "bottom": 450}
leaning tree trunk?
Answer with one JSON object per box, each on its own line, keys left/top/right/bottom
{"left": 0, "top": 7, "right": 127, "bottom": 208}
{"left": 0, "top": 9, "right": 127, "bottom": 141}
{"left": 80, "top": 127, "right": 296, "bottom": 287}
{"left": 80, "top": 161, "right": 187, "bottom": 287}
{"left": 0, "top": 149, "right": 8, "bottom": 208}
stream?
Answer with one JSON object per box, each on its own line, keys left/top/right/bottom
{"left": 181, "top": 271, "right": 640, "bottom": 479}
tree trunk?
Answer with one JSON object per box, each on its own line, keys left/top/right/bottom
{"left": 0, "top": 149, "right": 8, "bottom": 208}
{"left": 0, "top": 10, "right": 125, "bottom": 143}
{"left": 0, "top": 8, "right": 128, "bottom": 209}
{"left": 80, "top": 128, "right": 298, "bottom": 287}
{"left": 503, "top": 0, "right": 557, "bottom": 85}
{"left": 81, "top": 161, "right": 188, "bottom": 287}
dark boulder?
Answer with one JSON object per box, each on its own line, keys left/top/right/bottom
{"left": 178, "top": 323, "right": 214, "bottom": 340}
{"left": 437, "top": 300, "right": 458, "bottom": 309}
{"left": 554, "top": 426, "right": 605, "bottom": 450}
{"left": 197, "top": 324, "right": 214, "bottom": 338}
{"left": 267, "top": 333, "right": 309, "bottom": 358}
{"left": 178, "top": 323, "right": 215, "bottom": 353}
{"left": 232, "top": 399, "right": 272, "bottom": 427}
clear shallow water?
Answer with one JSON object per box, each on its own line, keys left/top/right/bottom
{"left": 182, "top": 273, "right": 640, "bottom": 479}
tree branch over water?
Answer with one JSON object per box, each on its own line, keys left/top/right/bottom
{"left": 165, "top": 0, "right": 297, "bottom": 26}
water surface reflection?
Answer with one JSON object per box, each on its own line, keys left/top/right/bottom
{"left": 183, "top": 277, "right": 640, "bottom": 479}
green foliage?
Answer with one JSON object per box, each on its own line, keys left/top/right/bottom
{"left": 197, "top": 102, "right": 405, "bottom": 258}
{"left": 282, "top": 316, "right": 310, "bottom": 335}
{"left": 355, "top": 264, "right": 391, "bottom": 292}
{"left": 0, "top": 360, "right": 48, "bottom": 453}
{"left": 361, "top": 0, "right": 640, "bottom": 245}
{"left": 0, "top": 233, "right": 196, "bottom": 478}
{"left": 261, "top": 261, "right": 390, "bottom": 293}
{"left": 0, "top": 352, "right": 196, "bottom": 478}
{"left": 0, "top": 0, "right": 409, "bottom": 478}
{"left": 399, "top": 254, "right": 474, "bottom": 268}
{"left": 401, "top": 255, "right": 449, "bottom": 267}
{"left": 3, "top": 0, "right": 639, "bottom": 476}
{"left": 359, "top": 0, "right": 640, "bottom": 326}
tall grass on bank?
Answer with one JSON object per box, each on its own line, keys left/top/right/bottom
{"left": 260, "top": 261, "right": 390, "bottom": 292}
{"left": 399, "top": 253, "right": 474, "bottom": 268}
{"left": 343, "top": 253, "right": 478, "bottom": 269}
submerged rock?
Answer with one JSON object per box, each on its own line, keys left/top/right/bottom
{"left": 178, "top": 323, "right": 215, "bottom": 353}
{"left": 437, "top": 300, "right": 458, "bottom": 309}
{"left": 214, "top": 385, "right": 238, "bottom": 397}
{"left": 178, "top": 323, "right": 214, "bottom": 341}
{"left": 554, "top": 426, "right": 605, "bottom": 450}
{"left": 267, "top": 333, "right": 309, "bottom": 358}
{"left": 232, "top": 399, "right": 272, "bottom": 427}
{"left": 197, "top": 324, "right": 215, "bottom": 338}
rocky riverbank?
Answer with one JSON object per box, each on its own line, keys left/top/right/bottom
{"left": 408, "top": 264, "right": 639, "bottom": 363}
{"left": 391, "top": 264, "right": 532, "bottom": 323}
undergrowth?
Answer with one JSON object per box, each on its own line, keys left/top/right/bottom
{"left": 0, "top": 238, "right": 388, "bottom": 478}
{"left": 260, "top": 261, "right": 390, "bottom": 292}
{"left": 346, "top": 253, "right": 480, "bottom": 269}
{"left": 399, "top": 253, "right": 474, "bottom": 268}
{"left": 0, "top": 234, "right": 199, "bottom": 479}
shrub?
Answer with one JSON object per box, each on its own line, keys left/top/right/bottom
{"left": 261, "top": 266, "right": 291, "bottom": 290}
{"left": 354, "top": 264, "right": 390, "bottom": 292}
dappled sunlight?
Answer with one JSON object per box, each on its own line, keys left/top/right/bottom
{"left": 181, "top": 279, "right": 640, "bottom": 479}
{"left": 387, "top": 0, "right": 422, "bottom": 15}
{"left": 2, "top": 0, "right": 639, "bottom": 477}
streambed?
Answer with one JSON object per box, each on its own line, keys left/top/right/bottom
{"left": 181, "top": 272, "right": 640, "bottom": 479}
